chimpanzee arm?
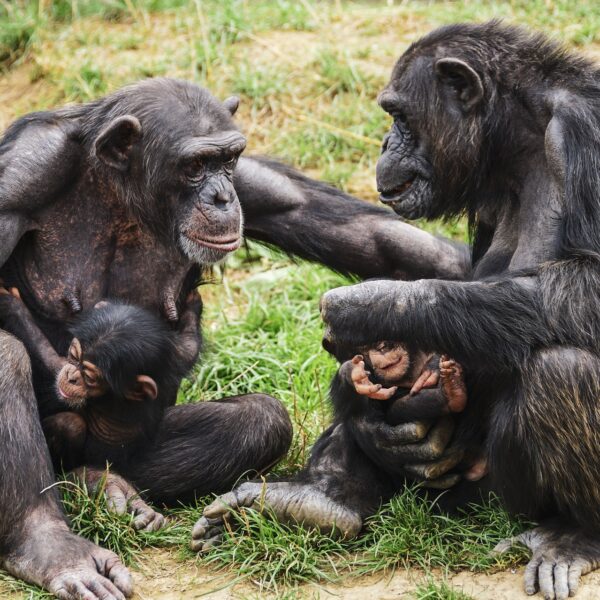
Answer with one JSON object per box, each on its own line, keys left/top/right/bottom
{"left": 321, "top": 275, "right": 549, "bottom": 373}
{"left": 0, "top": 112, "right": 82, "bottom": 268}
{"left": 0, "top": 293, "right": 65, "bottom": 373}
{"left": 173, "top": 291, "right": 203, "bottom": 369}
{"left": 235, "top": 157, "right": 471, "bottom": 281}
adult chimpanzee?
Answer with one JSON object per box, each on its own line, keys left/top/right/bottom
{"left": 195, "top": 22, "right": 600, "bottom": 599}
{"left": 0, "top": 77, "right": 468, "bottom": 599}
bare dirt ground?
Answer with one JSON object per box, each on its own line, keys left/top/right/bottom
{"left": 123, "top": 549, "right": 600, "bottom": 599}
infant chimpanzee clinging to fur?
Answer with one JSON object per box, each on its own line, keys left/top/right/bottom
{"left": 0, "top": 286, "right": 200, "bottom": 474}
{"left": 329, "top": 340, "right": 487, "bottom": 482}
{"left": 338, "top": 341, "right": 467, "bottom": 422}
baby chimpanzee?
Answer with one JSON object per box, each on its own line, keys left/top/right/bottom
{"left": 335, "top": 341, "right": 467, "bottom": 422}
{"left": 0, "top": 287, "right": 200, "bottom": 473}
{"left": 329, "top": 341, "right": 487, "bottom": 482}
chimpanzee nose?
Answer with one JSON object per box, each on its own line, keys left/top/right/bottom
{"left": 214, "top": 187, "right": 236, "bottom": 208}
{"left": 68, "top": 376, "right": 78, "bottom": 384}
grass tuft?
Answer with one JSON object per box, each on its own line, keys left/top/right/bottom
{"left": 355, "top": 487, "right": 529, "bottom": 574}
{"left": 200, "top": 504, "right": 350, "bottom": 591}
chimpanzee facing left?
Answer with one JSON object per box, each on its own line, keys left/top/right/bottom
{"left": 0, "top": 287, "right": 200, "bottom": 482}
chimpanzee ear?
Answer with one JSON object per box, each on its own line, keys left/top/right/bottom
{"left": 223, "top": 96, "right": 240, "bottom": 116}
{"left": 94, "top": 115, "right": 142, "bottom": 171}
{"left": 435, "top": 58, "right": 483, "bottom": 112}
{"left": 127, "top": 375, "right": 158, "bottom": 402}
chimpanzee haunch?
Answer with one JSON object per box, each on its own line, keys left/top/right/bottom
{"left": 0, "top": 287, "right": 199, "bottom": 508}
{"left": 0, "top": 77, "right": 470, "bottom": 599}
{"left": 195, "top": 23, "right": 600, "bottom": 599}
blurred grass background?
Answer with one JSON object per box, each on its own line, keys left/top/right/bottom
{"left": 0, "top": 1, "right": 599, "bottom": 598}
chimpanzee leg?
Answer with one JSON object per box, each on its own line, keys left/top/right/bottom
{"left": 490, "top": 347, "right": 600, "bottom": 599}
{"left": 0, "top": 332, "right": 132, "bottom": 600}
{"left": 123, "top": 394, "right": 293, "bottom": 505}
{"left": 191, "top": 418, "right": 395, "bottom": 551}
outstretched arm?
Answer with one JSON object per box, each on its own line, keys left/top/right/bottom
{"left": 321, "top": 276, "right": 548, "bottom": 373}
{"left": 235, "top": 157, "right": 471, "bottom": 281}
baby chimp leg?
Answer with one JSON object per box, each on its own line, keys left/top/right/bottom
{"left": 42, "top": 412, "right": 86, "bottom": 472}
{"left": 124, "top": 394, "right": 293, "bottom": 505}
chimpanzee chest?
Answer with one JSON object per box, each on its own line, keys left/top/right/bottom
{"left": 4, "top": 189, "right": 193, "bottom": 324}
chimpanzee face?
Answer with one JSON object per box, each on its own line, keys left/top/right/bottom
{"left": 376, "top": 51, "right": 484, "bottom": 220}
{"left": 92, "top": 81, "right": 247, "bottom": 266}
{"left": 172, "top": 127, "right": 246, "bottom": 266}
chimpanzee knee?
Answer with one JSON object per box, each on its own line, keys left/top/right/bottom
{"left": 126, "top": 393, "right": 293, "bottom": 505}
{"left": 220, "top": 393, "right": 294, "bottom": 470}
{"left": 489, "top": 346, "right": 600, "bottom": 528}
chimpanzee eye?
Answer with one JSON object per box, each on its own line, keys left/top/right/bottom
{"left": 223, "top": 156, "right": 238, "bottom": 173}
{"left": 183, "top": 157, "right": 206, "bottom": 183}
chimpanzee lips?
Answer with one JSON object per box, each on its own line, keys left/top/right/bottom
{"left": 379, "top": 177, "right": 415, "bottom": 204}
{"left": 185, "top": 232, "right": 241, "bottom": 252}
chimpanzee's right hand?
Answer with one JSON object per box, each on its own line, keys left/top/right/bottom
{"left": 350, "top": 413, "right": 464, "bottom": 488}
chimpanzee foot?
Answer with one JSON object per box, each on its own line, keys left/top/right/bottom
{"left": 439, "top": 356, "right": 467, "bottom": 413}
{"left": 3, "top": 515, "right": 132, "bottom": 600}
{"left": 71, "top": 467, "right": 166, "bottom": 532}
{"left": 493, "top": 522, "right": 600, "bottom": 599}
{"left": 191, "top": 481, "right": 362, "bottom": 552}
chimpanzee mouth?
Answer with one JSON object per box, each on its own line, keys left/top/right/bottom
{"left": 57, "top": 385, "right": 85, "bottom": 406}
{"left": 184, "top": 233, "right": 241, "bottom": 252}
{"left": 379, "top": 177, "right": 431, "bottom": 220}
{"left": 379, "top": 177, "right": 416, "bottom": 205}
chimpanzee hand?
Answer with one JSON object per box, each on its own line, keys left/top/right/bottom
{"left": 494, "top": 521, "right": 600, "bottom": 599}
{"left": 0, "top": 282, "right": 24, "bottom": 317}
{"left": 348, "top": 355, "right": 398, "bottom": 400}
{"left": 350, "top": 414, "right": 463, "bottom": 488}
{"left": 321, "top": 280, "right": 422, "bottom": 348}
{"left": 70, "top": 467, "right": 167, "bottom": 532}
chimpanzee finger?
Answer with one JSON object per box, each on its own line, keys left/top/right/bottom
{"left": 105, "top": 484, "right": 128, "bottom": 515}
{"left": 538, "top": 561, "right": 556, "bottom": 599}
{"left": 403, "top": 446, "right": 465, "bottom": 480}
{"left": 9, "top": 287, "right": 21, "bottom": 299}
{"left": 393, "top": 416, "right": 455, "bottom": 461}
{"left": 354, "top": 381, "right": 383, "bottom": 396}
{"left": 524, "top": 556, "right": 542, "bottom": 595}
{"left": 363, "top": 419, "right": 433, "bottom": 447}
{"left": 366, "top": 385, "right": 398, "bottom": 400}
{"left": 553, "top": 563, "right": 569, "bottom": 600}
{"left": 350, "top": 360, "right": 370, "bottom": 383}
{"left": 202, "top": 491, "right": 241, "bottom": 519}
{"left": 568, "top": 561, "right": 584, "bottom": 596}
{"left": 85, "top": 578, "right": 125, "bottom": 600}
{"left": 200, "top": 536, "right": 223, "bottom": 552}
{"left": 422, "top": 473, "right": 461, "bottom": 489}
{"left": 410, "top": 369, "right": 438, "bottom": 395}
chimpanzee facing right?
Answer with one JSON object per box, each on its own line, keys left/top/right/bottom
{"left": 0, "top": 287, "right": 200, "bottom": 479}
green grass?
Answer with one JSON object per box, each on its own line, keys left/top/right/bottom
{"left": 414, "top": 579, "right": 476, "bottom": 600}
{"left": 1, "top": 0, "right": 599, "bottom": 597}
